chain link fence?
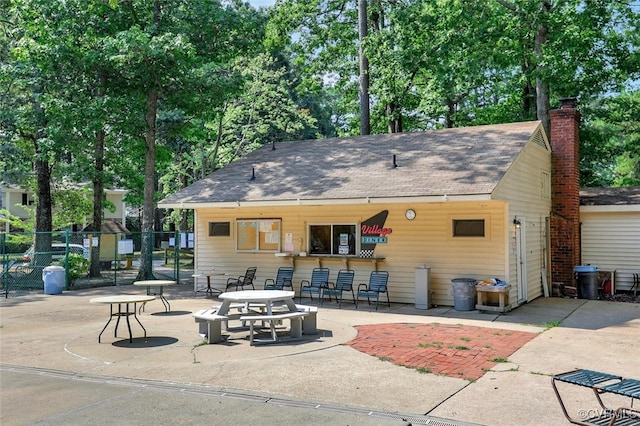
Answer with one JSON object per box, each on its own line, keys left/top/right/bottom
{"left": 1, "top": 230, "right": 194, "bottom": 298}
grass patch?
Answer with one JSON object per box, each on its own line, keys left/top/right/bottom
{"left": 492, "top": 356, "right": 509, "bottom": 363}
{"left": 460, "top": 337, "right": 471, "bottom": 342}
{"left": 416, "top": 367, "right": 432, "bottom": 374}
{"left": 418, "top": 341, "right": 443, "bottom": 349}
{"left": 530, "top": 371, "right": 551, "bottom": 376}
{"left": 454, "top": 345, "right": 470, "bottom": 350}
{"left": 543, "top": 320, "right": 562, "bottom": 330}
{"left": 379, "top": 356, "right": 392, "bottom": 362}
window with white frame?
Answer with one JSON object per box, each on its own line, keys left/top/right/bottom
{"left": 308, "top": 224, "right": 357, "bottom": 255}
{"left": 236, "top": 219, "right": 281, "bottom": 252}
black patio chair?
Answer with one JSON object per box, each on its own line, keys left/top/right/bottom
{"left": 225, "top": 267, "right": 257, "bottom": 291}
{"left": 264, "top": 267, "right": 294, "bottom": 291}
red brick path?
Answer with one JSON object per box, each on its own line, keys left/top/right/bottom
{"left": 346, "top": 323, "right": 538, "bottom": 381}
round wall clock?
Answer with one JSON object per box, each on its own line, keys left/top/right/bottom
{"left": 405, "top": 209, "right": 416, "bottom": 220}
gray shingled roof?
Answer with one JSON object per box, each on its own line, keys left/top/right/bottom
{"left": 159, "top": 121, "right": 543, "bottom": 207}
{"left": 580, "top": 186, "right": 640, "bottom": 206}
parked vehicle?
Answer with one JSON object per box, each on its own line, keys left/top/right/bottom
{"left": 23, "top": 243, "right": 89, "bottom": 263}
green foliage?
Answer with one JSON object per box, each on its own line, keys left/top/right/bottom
{"left": 221, "top": 53, "right": 319, "bottom": 161}
{"left": 56, "top": 253, "right": 89, "bottom": 283}
{"left": 267, "top": 0, "right": 638, "bottom": 179}
{"left": 51, "top": 188, "right": 93, "bottom": 231}
{"left": 2, "top": 0, "right": 638, "bottom": 239}
{"left": 581, "top": 91, "right": 640, "bottom": 187}
{"left": 0, "top": 209, "right": 33, "bottom": 232}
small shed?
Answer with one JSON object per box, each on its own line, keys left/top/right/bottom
{"left": 82, "top": 219, "right": 131, "bottom": 265}
{"left": 580, "top": 186, "right": 640, "bottom": 292}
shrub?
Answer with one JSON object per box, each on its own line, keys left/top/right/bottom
{"left": 56, "top": 253, "right": 89, "bottom": 284}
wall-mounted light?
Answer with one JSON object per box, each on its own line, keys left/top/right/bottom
{"left": 513, "top": 218, "right": 521, "bottom": 228}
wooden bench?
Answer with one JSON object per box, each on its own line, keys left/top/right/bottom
{"left": 552, "top": 369, "right": 640, "bottom": 425}
{"left": 239, "top": 311, "right": 308, "bottom": 345}
{"left": 193, "top": 309, "right": 228, "bottom": 344}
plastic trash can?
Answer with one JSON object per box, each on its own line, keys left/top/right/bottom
{"left": 451, "top": 278, "right": 477, "bottom": 311}
{"left": 574, "top": 265, "right": 599, "bottom": 300}
{"left": 43, "top": 265, "right": 66, "bottom": 295}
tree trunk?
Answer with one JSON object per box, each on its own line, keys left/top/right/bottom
{"left": 444, "top": 98, "right": 456, "bottom": 128}
{"left": 179, "top": 172, "right": 189, "bottom": 231}
{"left": 89, "top": 127, "right": 105, "bottom": 278}
{"left": 358, "top": 0, "right": 370, "bottom": 135}
{"left": 32, "top": 89, "right": 53, "bottom": 266}
{"left": 386, "top": 101, "right": 402, "bottom": 133}
{"left": 136, "top": 87, "right": 158, "bottom": 281}
{"left": 137, "top": 0, "right": 161, "bottom": 281}
{"left": 522, "top": 79, "right": 536, "bottom": 119}
{"left": 535, "top": 1, "right": 551, "bottom": 134}
{"left": 34, "top": 156, "right": 53, "bottom": 265}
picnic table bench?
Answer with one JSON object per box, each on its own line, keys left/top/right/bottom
{"left": 193, "top": 309, "right": 228, "bottom": 344}
{"left": 552, "top": 369, "right": 640, "bottom": 425}
{"left": 239, "top": 311, "right": 309, "bottom": 345}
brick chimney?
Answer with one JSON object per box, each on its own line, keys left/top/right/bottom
{"left": 549, "top": 97, "right": 581, "bottom": 287}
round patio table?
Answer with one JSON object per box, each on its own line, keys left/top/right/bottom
{"left": 133, "top": 280, "right": 175, "bottom": 312}
{"left": 90, "top": 295, "right": 155, "bottom": 343}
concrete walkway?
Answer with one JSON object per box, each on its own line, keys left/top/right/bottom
{"left": 1, "top": 283, "right": 639, "bottom": 425}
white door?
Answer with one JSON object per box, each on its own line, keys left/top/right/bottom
{"left": 515, "top": 217, "right": 527, "bottom": 303}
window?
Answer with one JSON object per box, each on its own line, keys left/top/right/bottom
{"left": 209, "top": 222, "right": 230, "bottom": 237}
{"left": 309, "top": 224, "right": 357, "bottom": 255}
{"left": 236, "top": 219, "right": 281, "bottom": 252}
{"left": 452, "top": 219, "right": 485, "bottom": 237}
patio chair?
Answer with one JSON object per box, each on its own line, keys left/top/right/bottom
{"left": 321, "top": 269, "right": 355, "bottom": 308}
{"left": 299, "top": 267, "right": 330, "bottom": 302}
{"left": 355, "top": 271, "right": 390, "bottom": 310}
{"left": 225, "top": 267, "right": 257, "bottom": 291}
{"left": 264, "top": 267, "right": 294, "bottom": 291}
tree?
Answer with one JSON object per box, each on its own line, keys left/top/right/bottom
{"left": 358, "top": 0, "right": 370, "bottom": 134}
{"left": 581, "top": 91, "right": 640, "bottom": 187}
{"left": 220, "top": 54, "right": 318, "bottom": 161}
{"left": 267, "top": 0, "right": 639, "bottom": 136}
{"left": 0, "top": 0, "right": 80, "bottom": 262}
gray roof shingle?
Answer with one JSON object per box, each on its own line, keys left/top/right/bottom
{"left": 159, "top": 121, "right": 543, "bottom": 206}
{"left": 580, "top": 186, "right": 640, "bottom": 206}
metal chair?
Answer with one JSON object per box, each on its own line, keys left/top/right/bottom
{"left": 264, "top": 267, "right": 294, "bottom": 291}
{"left": 299, "top": 267, "right": 330, "bottom": 302}
{"left": 225, "top": 267, "right": 257, "bottom": 291}
{"left": 321, "top": 269, "right": 355, "bottom": 307}
{"left": 356, "top": 271, "right": 390, "bottom": 310}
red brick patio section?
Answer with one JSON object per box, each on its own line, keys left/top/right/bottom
{"left": 346, "top": 323, "right": 538, "bottom": 381}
